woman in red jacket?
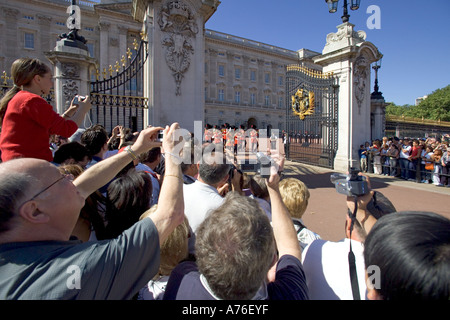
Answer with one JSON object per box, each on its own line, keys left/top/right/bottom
{"left": 0, "top": 58, "right": 91, "bottom": 162}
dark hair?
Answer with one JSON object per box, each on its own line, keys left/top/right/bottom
{"left": 53, "top": 142, "right": 90, "bottom": 165}
{"left": 104, "top": 169, "right": 153, "bottom": 238}
{"left": 139, "top": 147, "right": 161, "bottom": 164}
{"left": 198, "top": 162, "right": 230, "bottom": 186}
{"left": 364, "top": 211, "right": 450, "bottom": 300}
{"left": 80, "top": 124, "right": 109, "bottom": 156}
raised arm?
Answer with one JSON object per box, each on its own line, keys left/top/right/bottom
{"left": 142, "top": 123, "right": 185, "bottom": 244}
{"left": 343, "top": 172, "right": 378, "bottom": 234}
{"left": 266, "top": 150, "right": 302, "bottom": 260}
{"left": 73, "top": 125, "right": 163, "bottom": 199}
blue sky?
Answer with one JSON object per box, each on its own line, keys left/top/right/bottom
{"left": 205, "top": 0, "right": 450, "bottom": 106}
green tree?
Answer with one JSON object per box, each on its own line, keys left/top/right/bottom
{"left": 385, "top": 85, "right": 450, "bottom": 121}
{"left": 415, "top": 85, "right": 450, "bottom": 121}
{"left": 385, "top": 102, "right": 412, "bottom": 116}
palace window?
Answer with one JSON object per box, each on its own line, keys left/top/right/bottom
{"left": 235, "top": 68, "right": 241, "bottom": 80}
{"left": 235, "top": 91, "right": 241, "bottom": 103}
{"left": 278, "top": 76, "right": 283, "bottom": 86}
{"left": 250, "top": 93, "right": 256, "bottom": 105}
{"left": 265, "top": 72, "right": 270, "bottom": 84}
{"left": 218, "top": 89, "right": 224, "bottom": 102}
{"left": 278, "top": 97, "right": 284, "bottom": 108}
{"left": 218, "top": 65, "right": 225, "bottom": 77}
{"left": 250, "top": 70, "right": 256, "bottom": 82}
{"left": 87, "top": 43, "right": 94, "bottom": 58}
{"left": 24, "top": 33, "right": 34, "bottom": 49}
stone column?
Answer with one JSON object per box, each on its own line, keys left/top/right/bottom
{"left": 371, "top": 97, "right": 387, "bottom": 140}
{"left": 45, "top": 38, "right": 96, "bottom": 127}
{"left": 134, "top": 0, "right": 220, "bottom": 132}
{"left": 314, "top": 22, "right": 382, "bottom": 172}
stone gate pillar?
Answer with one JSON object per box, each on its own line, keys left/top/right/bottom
{"left": 314, "top": 22, "right": 382, "bottom": 172}
{"left": 132, "top": 0, "right": 220, "bottom": 132}
{"left": 45, "top": 30, "right": 96, "bottom": 128}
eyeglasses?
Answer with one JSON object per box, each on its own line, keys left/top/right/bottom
{"left": 27, "top": 172, "right": 74, "bottom": 202}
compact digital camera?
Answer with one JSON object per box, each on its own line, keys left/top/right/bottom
{"left": 73, "top": 95, "right": 85, "bottom": 105}
{"left": 330, "top": 168, "right": 369, "bottom": 197}
{"left": 240, "top": 152, "right": 274, "bottom": 178}
{"left": 157, "top": 130, "right": 164, "bottom": 142}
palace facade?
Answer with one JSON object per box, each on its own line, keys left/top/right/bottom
{"left": 0, "top": 0, "right": 322, "bottom": 131}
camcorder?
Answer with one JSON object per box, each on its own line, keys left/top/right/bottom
{"left": 239, "top": 152, "right": 274, "bottom": 178}
{"left": 330, "top": 167, "right": 369, "bottom": 197}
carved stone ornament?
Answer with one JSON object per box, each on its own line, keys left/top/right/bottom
{"left": 158, "top": 1, "right": 198, "bottom": 95}
{"left": 325, "top": 24, "right": 366, "bottom": 46}
{"left": 62, "top": 63, "right": 80, "bottom": 78}
{"left": 62, "top": 80, "right": 78, "bottom": 103}
{"left": 353, "top": 55, "right": 368, "bottom": 114}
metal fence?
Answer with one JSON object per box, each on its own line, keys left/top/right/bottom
{"left": 1, "top": 37, "right": 149, "bottom": 134}
{"left": 285, "top": 65, "right": 339, "bottom": 169}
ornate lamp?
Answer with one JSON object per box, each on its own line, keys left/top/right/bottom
{"left": 350, "top": 0, "right": 361, "bottom": 10}
{"left": 326, "top": 0, "right": 339, "bottom": 13}
{"left": 371, "top": 58, "right": 383, "bottom": 99}
{"left": 325, "top": 0, "right": 362, "bottom": 23}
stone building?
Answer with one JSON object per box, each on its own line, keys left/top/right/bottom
{"left": 1, "top": 0, "right": 383, "bottom": 170}
{"left": 0, "top": 0, "right": 321, "bottom": 131}
{"left": 203, "top": 30, "right": 320, "bottom": 130}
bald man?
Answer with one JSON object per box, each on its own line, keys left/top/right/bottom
{"left": 0, "top": 123, "right": 184, "bottom": 299}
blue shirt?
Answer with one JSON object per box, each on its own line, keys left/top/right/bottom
{"left": 163, "top": 255, "right": 309, "bottom": 300}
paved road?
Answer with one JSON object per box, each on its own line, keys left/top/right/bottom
{"left": 281, "top": 160, "right": 450, "bottom": 242}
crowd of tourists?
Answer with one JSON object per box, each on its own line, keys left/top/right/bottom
{"left": 0, "top": 58, "right": 448, "bottom": 301}
{"left": 359, "top": 136, "right": 450, "bottom": 187}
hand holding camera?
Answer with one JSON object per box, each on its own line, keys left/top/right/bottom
{"left": 330, "top": 167, "right": 370, "bottom": 197}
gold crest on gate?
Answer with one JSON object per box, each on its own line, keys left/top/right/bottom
{"left": 291, "top": 89, "right": 315, "bottom": 120}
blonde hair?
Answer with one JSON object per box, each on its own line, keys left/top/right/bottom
{"left": 0, "top": 58, "right": 51, "bottom": 125}
{"left": 140, "top": 205, "right": 190, "bottom": 277}
{"left": 279, "top": 178, "right": 310, "bottom": 219}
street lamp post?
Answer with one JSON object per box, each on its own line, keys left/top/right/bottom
{"left": 371, "top": 58, "right": 383, "bottom": 99}
{"left": 325, "top": 0, "right": 361, "bottom": 23}
{"left": 58, "top": 0, "right": 88, "bottom": 50}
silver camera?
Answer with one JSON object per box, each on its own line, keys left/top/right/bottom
{"left": 239, "top": 152, "right": 275, "bottom": 178}
{"left": 256, "top": 152, "right": 274, "bottom": 178}
{"left": 330, "top": 168, "right": 369, "bottom": 197}
{"left": 73, "top": 95, "right": 85, "bottom": 105}
{"left": 157, "top": 130, "right": 164, "bottom": 142}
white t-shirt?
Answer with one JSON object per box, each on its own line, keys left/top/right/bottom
{"left": 301, "top": 238, "right": 368, "bottom": 300}
{"left": 399, "top": 145, "right": 411, "bottom": 159}
{"left": 292, "top": 218, "right": 321, "bottom": 250}
{"left": 183, "top": 180, "right": 224, "bottom": 233}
